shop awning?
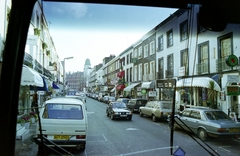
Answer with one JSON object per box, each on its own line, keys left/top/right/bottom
{"left": 30, "top": 76, "right": 48, "bottom": 91}
{"left": 21, "top": 65, "right": 43, "bottom": 87}
{"left": 124, "top": 83, "right": 140, "bottom": 92}
{"left": 141, "top": 81, "right": 155, "bottom": 89}
{"left": 176, "top": 77, "right": 221, "bottom": 92}
{"left": 52, "top": 82, "right": 60, "bottom": 89}
{"left": 116, "top": 84, "right": 125, "bottom": 90}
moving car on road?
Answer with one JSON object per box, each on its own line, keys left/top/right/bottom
{"left": 173, "top": 108, "right": 240, "bottom": 141}
{"left": 106, "top": 102, "right": 132, "bottom": 120}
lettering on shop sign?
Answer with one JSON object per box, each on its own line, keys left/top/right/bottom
{"left": 227, "top": 86, "right": 240, "bottom": 96}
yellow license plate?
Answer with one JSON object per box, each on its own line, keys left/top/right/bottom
{"left": 229, "top": 128, "right": 240, "bottom": 132}
{"left": 54, "top": 135, "right": 70, "bottom": 140}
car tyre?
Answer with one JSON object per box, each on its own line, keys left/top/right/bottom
{"left": 198, "top": 128, "right": 208, "bottom": 141}
{"left": 139, "top": 111, "right": 143, "bottom": 117}
{"left": 152, "top": 115, "right": 157, "bottom": 122}
{"left": 106, "top": 111, "right": 109, "bottom": 116}
{"left": 128, "top": 117, "right": 132, "bottom": 120}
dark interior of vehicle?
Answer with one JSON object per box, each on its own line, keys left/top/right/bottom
{"left": 1, "top": 0, "right": 240, "bottom": 155}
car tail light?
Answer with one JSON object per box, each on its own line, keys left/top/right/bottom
{"left": 217, "top": 128, "right": 228, "bottom": 132}
{"left": 76, "top": 135, "right": 86, "bottom": 139}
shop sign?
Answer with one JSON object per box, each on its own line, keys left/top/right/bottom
{"left": 225, "top": 54, "right": 238, "bottom": 67}
{"left": 148, "top": 91, "right": 157, "bottom": 97}
{"left": 226, "top": 86, "right": 240, "bottom": 96}
{"left": 37, "top": 91, "right": 45, "bottom": 95}
{"left": 141, "top": 89, "right": 146, "bottom": 94}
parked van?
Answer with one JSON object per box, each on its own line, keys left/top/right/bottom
{"left": 139, "top": 101, "right": 177, "bottom": 122}
{"left": 33, "top": 97, "right": 88, "bottom": 153}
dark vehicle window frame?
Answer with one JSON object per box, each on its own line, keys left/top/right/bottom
{"left": 1, "top": 0, "right": 239, "bottom": 155}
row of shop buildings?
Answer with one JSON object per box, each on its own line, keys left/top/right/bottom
{"left": 86, "top": 5, "right": 240, "bottom": 118}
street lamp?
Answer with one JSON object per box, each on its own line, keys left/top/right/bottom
{"left": 63, "top": 56, "right": 73, "bottom": 95}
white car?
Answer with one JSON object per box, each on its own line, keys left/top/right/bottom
{"left": 33, "top": 97, "right": 88, "bottom": 153}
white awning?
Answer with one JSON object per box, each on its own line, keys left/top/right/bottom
{"left": 176, "top": 77, "right": 221, "bottom": 92}
{"left": 124, "top": 83, "right": 140, "bottom": 92}
{"left": 141, "top": 81, "right": 155, "bottom": 89}
{"left": 21, "top": 65, "right": 43, "bottom": 87}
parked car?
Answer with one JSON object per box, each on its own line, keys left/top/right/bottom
{"left": 116, "top": 98, "right": 130, "bottom": 105}
{"left": 107, "top": 96, "right": 116, "bottom": 104}
{"left": 173, "top": 107, "right": 240, "bottom": 141}
{"left": 102, "top": 95, "right": 110, "bottom": 103}
{"left": 106, "top": 101, "right": 132, "bottom": 120}
{"left": 126, "top": 99, "right": 148, "bottom": 113}
{"left": 139, "top": 101, "right": 175, "bottom": 122}
{"left": 33, "top": 97, "right": 88, "bottom": 153}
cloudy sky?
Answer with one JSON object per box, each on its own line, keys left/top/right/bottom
{"left": 43, "top": 2, "right": 177, "bottom": 72}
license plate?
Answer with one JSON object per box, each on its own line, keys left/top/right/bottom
{"left": 229, "top": 128, "right": 240, "bottom": 132}
{"left": 54, "top": 135, "right": 70, "bottom": 140}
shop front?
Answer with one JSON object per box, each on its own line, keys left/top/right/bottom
{"left": 141, "top": 81, "right": 155, "bottom": 100}
{"left": 176, "top": 77, "right": 221, "bottom": 110}
{"left": 220, "top": 74, "right": 240, "bottom": 118}
{"left": 123, "top": 82, "right": 140, "bottom": 98}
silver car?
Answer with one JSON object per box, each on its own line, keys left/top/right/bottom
{"left": 174, "top": 108, "right": 240, "bottom": 141}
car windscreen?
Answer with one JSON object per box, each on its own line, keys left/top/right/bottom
{"left": 205, "top": 111, "right": 231, "bottom": 120}
{"left": 113, "top": 102, "right": 127, "bottom": 108}
{"left": 43, "top": 104, "right": 83, "bottom": 120}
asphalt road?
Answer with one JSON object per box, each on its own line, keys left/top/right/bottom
{"left": 16, "top": 97, "right": 240, "bottom": 156}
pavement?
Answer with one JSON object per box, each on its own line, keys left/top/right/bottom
{"left": 15, "top": 122, "right": 38, "bottom": 156}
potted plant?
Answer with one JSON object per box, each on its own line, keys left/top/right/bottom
{"left": 21, "top": 114, "right": 31, "bottom": 129}
{"left": 29, "top": 111, "right": 38, "bottom": 122}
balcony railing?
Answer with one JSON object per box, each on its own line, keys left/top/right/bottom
{"left": 196, "top": 62, "right": 209, "bottom": 74}
{"left": 216, "top": 58, "right": 231, "bottom": 72}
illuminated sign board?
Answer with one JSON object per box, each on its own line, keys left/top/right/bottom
{"left": 227, "top": 86, "right": 240, "bottom": 96}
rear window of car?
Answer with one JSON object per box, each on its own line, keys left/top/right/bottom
{"left": 43, "top": 104, "right": 83, "bottom": 120}
{"left": 205, "top": 111, "right": 230, "bottom": 120}
{"left": 161, "top": 102, "right": 172, "bottom": 109}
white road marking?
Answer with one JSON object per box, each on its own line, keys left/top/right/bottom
{"left": 118, "top": 146, "right": 178, "bottom": 156}
{"left": 126, "top": 128, "right": 138, "bottom": 130}
{"left": 218, "top": 146, "right": 231, "bottom": 153}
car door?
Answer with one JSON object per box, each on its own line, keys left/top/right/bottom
{"left": 186, "top": 110, "right": 201, "bottom": 133}
{"left": 142, "top": 102, "right": 152, "bottom": 116}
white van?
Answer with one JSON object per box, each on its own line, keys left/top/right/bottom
{"left": 34, "top": 97, "right": 88, "bottom": 153}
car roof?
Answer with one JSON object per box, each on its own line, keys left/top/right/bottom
{"left": 45, "top": 97, "right": 84, "bottom": 105}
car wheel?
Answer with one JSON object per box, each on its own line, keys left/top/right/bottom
{"left": 110, "top": 114, "right": 114, "bottom": 120}
{"left": 106, "top": 111, "right": 109, "bottom": 116}
{"left": 139, "top": 111, "right": 143, "bottom": 117}
{"left": 152, "top": 115, "right": 157, "bottom": 122}
{"left": 128, "top": 117, "right": 132, "bottom": 120}
{"left": 198, "top": 128, "right": 208, "bottom": 141}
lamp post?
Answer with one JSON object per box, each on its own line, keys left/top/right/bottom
{"left": 63, "top": 56, "right": 73, "bottom": 95}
